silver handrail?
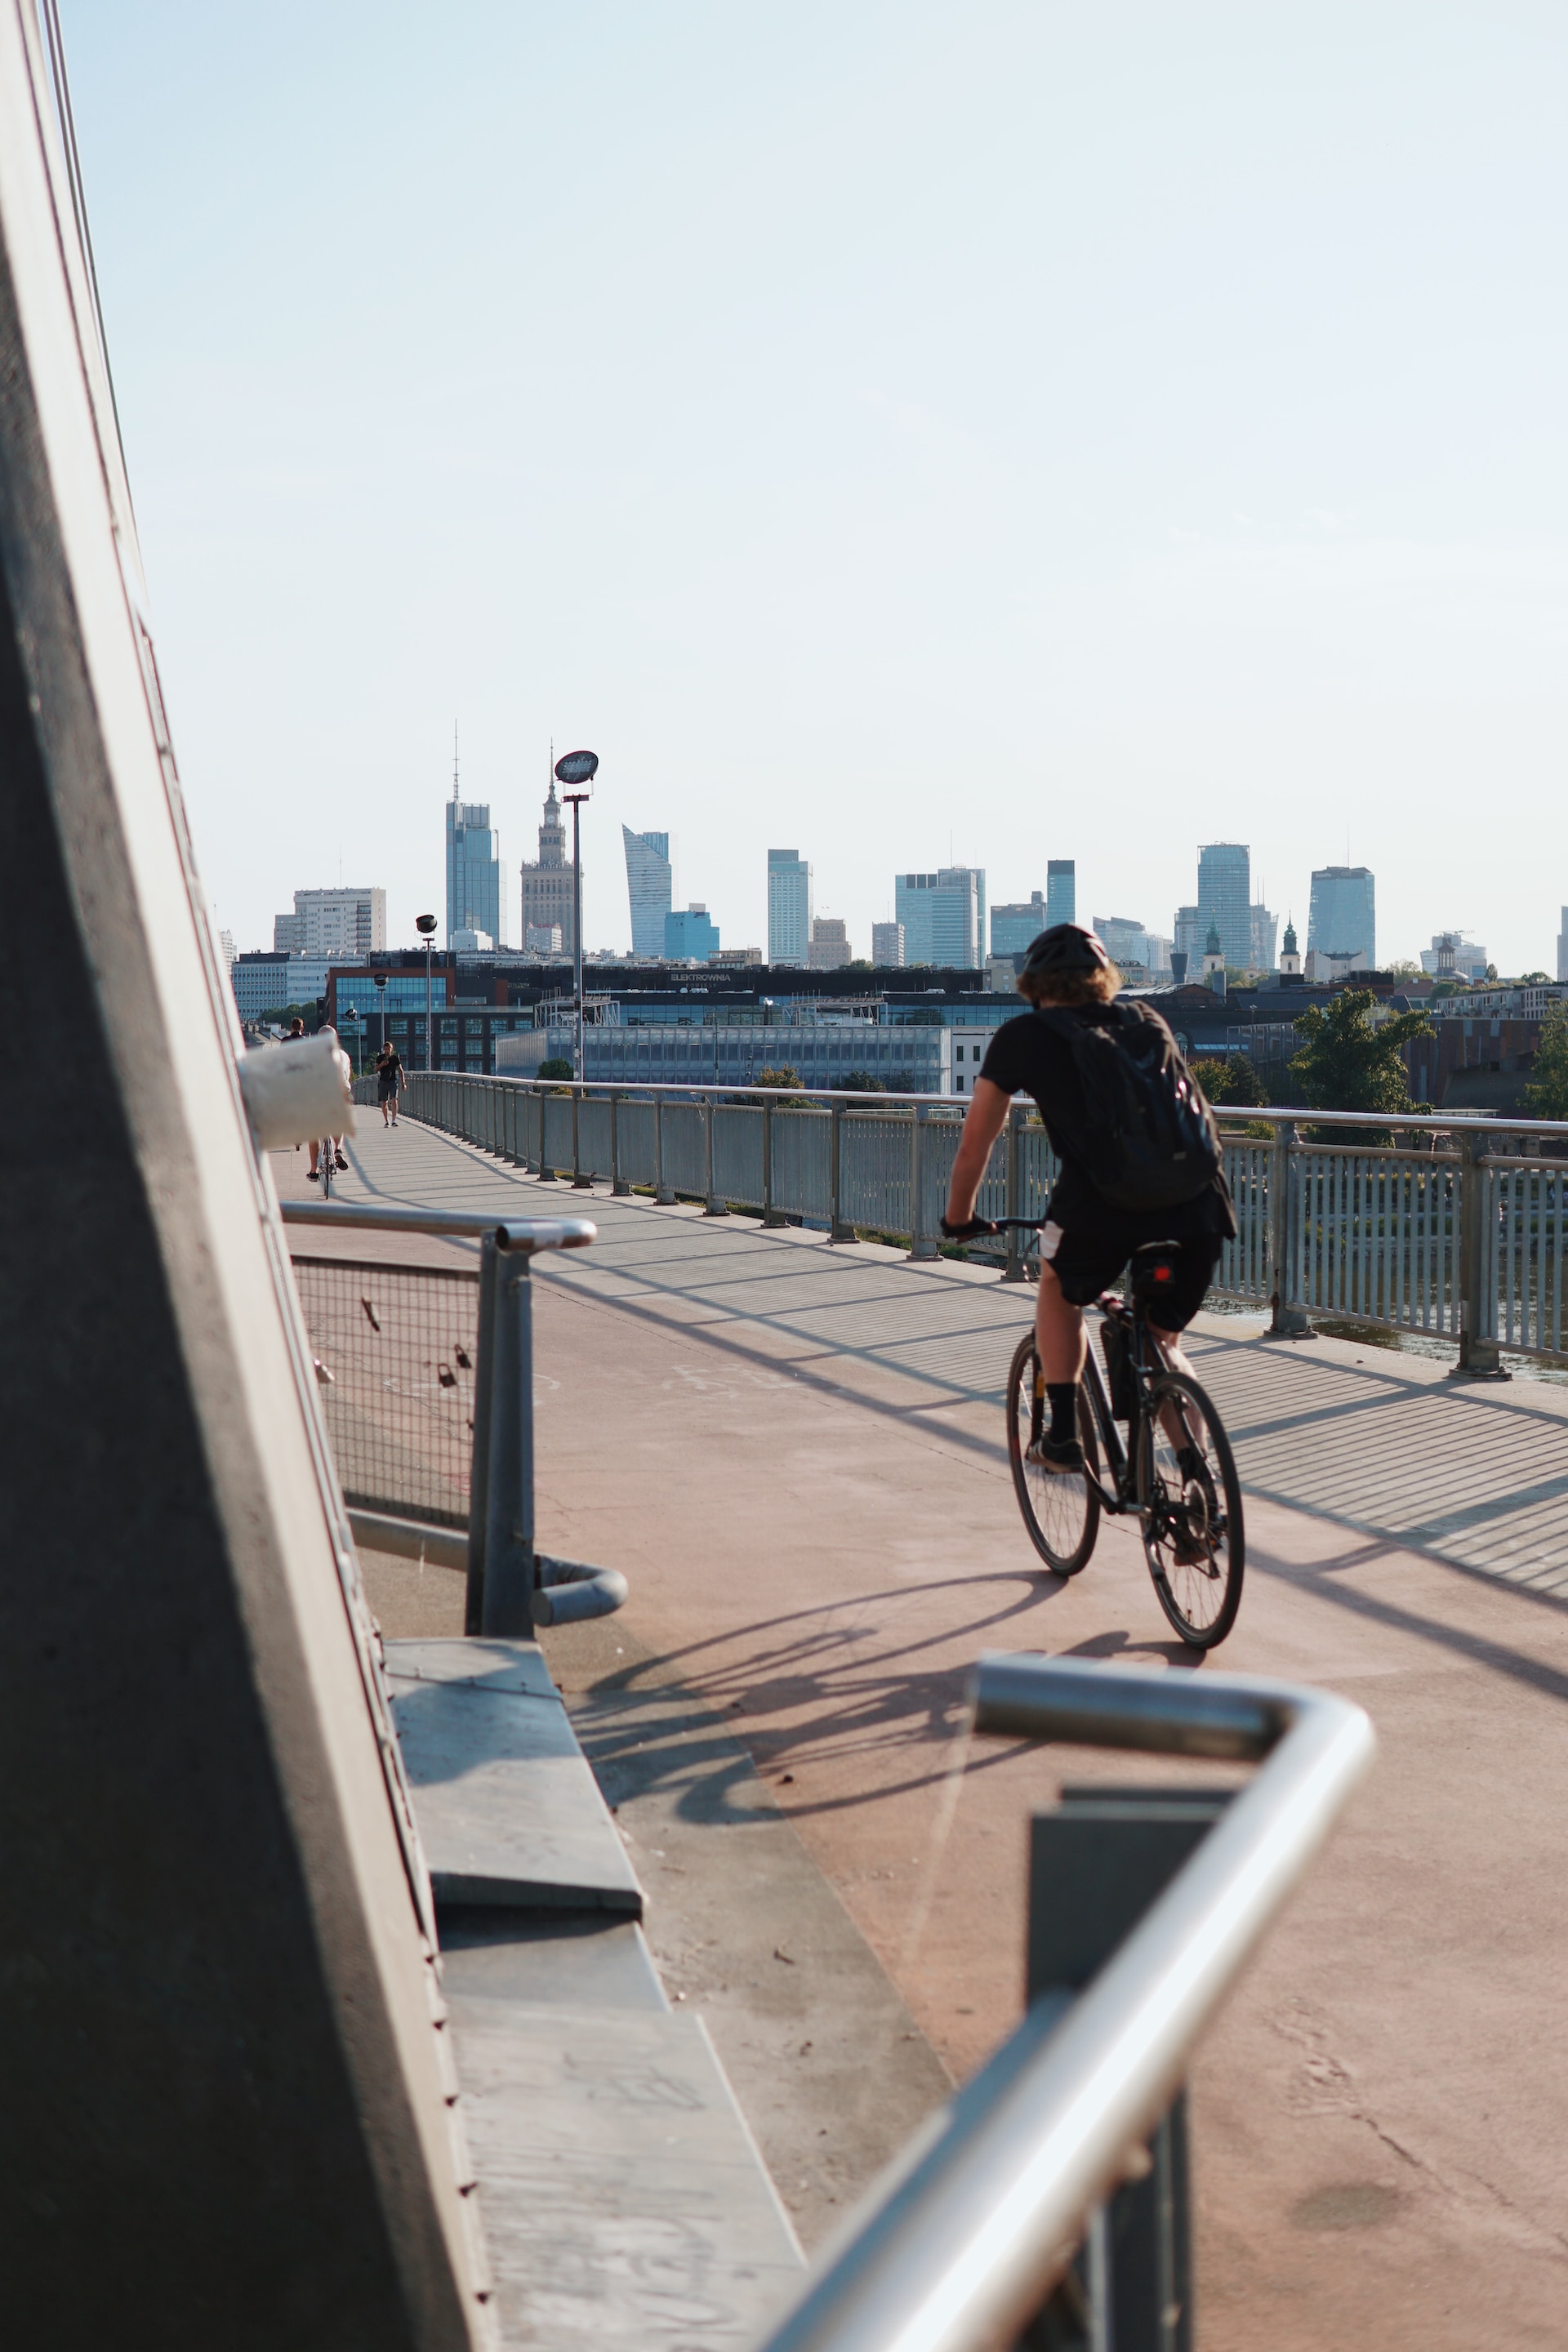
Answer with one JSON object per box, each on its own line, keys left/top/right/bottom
{"left": 752, "top": 1654, "right": 1374, "bottom": 2352}
{"left": 279, "top": 1198, "right": 597, "bottom": 1250}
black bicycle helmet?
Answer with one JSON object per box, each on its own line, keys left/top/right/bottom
{"left": 1019, "top": 923, "right": 1111, "bottom": 982}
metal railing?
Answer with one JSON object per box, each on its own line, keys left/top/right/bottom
{"left": 384, "top": 1074, "right": 1568, "bottom": 1372}
{"left": 751, "top": 1653, "right": 1374, "bottom": 2352}
{"left": 280, "top": 1199, "right": 626, "bottom": 1623}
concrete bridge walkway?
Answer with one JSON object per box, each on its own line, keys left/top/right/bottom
{"left": 294, "top": 1116, "right": 1568, "bottom": 2351}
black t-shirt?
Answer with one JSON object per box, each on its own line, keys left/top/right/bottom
{"left": 978, "top": 1004, "right": 1235, "bottom": 1243}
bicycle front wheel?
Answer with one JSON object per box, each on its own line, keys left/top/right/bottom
{"left": 1136, "top": 1370, "right": 1244, "bottom": 1647}
{"left": 1006, "top": 1332, "right": 1101, "bottom": 1576}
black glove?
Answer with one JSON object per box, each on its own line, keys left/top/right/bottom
{"left": 940, "top": 1214, "right": 995, "bottom": 1240}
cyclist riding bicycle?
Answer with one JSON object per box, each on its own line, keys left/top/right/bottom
{"left": 942, "top": 923, "right": 1236, "bottom": 1474}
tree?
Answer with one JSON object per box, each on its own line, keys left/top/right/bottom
{"left": 755, "top": 1066, "right": 803, "bottom": 1090}
{"left": 839, "top": 1071, "right": 888, "bottom": 1092}
{"left": 537, "top": 1056, "right": 572, "bottom": 1080}
{"left": 1290, "top": 989, "right": 1432, "bottom": 1119}
{"left": 1522, "top": 1003, "right": 1568, "bottom": 1123}
{"left": 1189, "top": 1054, "right": 1263, "bottom": 1108}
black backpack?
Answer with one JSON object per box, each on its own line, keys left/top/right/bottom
{"left": 1034, "top": 1002, "right": 1223, "bottom": 1213}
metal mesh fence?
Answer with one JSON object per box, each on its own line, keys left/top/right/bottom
{"left": 292, "top": 1254, "right": 479, "bottom": 1526}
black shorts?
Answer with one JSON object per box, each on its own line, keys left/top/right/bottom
{"left": 1040, "top": 1224, "right": 1222, "bottom": 1330}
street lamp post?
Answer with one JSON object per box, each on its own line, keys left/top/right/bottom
{"left": 416, "top": 915, "right": 437, "bottom": 1070}
{"left": 554, "top": 750, "right": 599, "bottom": 1080}
{"left": 374, "top": 971, "right": 387, "bottom": 1062}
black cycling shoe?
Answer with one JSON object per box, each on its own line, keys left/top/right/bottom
{"left": 1026, "top": 1432, "right": 1085, "bottom": 1475}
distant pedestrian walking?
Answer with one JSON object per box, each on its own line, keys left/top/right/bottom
{"left": 377, "top": 1043, "right": 405, "bottom": 1127}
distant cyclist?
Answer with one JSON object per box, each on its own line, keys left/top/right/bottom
{"left": 942, "top": 924, "right": 1234, "bottom": 1471}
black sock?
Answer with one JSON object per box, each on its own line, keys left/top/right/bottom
{"left": 1046, "top": 1383, "right": 1079, "bottom": 1442}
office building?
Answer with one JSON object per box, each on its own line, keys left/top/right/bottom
{"left": 665, "top": 904, "right": 719, "bottom": 960}
{"left": 231, "top": 949, "right": 359, "bottom": 1023}
{"left": 897, "top": 867, "right": 986, "bottom": 968}
{"left": 1047, "top": 861, "right": 1076, "bottom": 926}
{"left": 767, "top": 849, "right": 813, "bottom": 964}
{"left": 1094, "top": 916, "right": 1154, "bottom": 972}
{"left": 1307, "top": 866, "right": 1375, "bottom": 970}
{"left": 519, "top": 784, "right": 575, "bottom": 960}
{"left": 1174, "top": 906, "right": 1205, "bottom": 965}
{"left": 1420, "top": 930, "right": 1489, "bottom": 982}
{"left": 807, "top": 918, "right": 852, "bottom": 969}
{"left": 622, "top": 826, "right": 673, "bottom": 960}
{"left": 1560, "top": 910, "right": 1568, "bottom": 985}
{"left": 1250, "top": 904, "right": 1279, "bottom": 973}
{"left": 1196, "top": 844, "right": 1252, "bottom": 972}
{"left": 871, "top": 920, "right": 905, "bottom": 967}
{"left": 991, "top": 894, "right": 1046, "bottom": 956}
{"left": 273, "top": 886, "right": 385, "bottom": 958}
{"left": 446, "top": 797, "right": 507, "bottom": 948}
{"left": 217, "top": 928, "right": 236, "bottom": 975}
{"left": 524, "top": 924, "right": 563, "bottom": 956}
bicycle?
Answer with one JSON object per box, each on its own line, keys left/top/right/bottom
{"left": 964, "top": 1219, "right": 1245, "bottom": 1648}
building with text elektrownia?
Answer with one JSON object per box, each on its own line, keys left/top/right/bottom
{"left": 896, "top": 867, "right": 987, "bottom": 968}
{"left": 273, "top": 887, "right": 385, "bottom": 958}
{"left": 622, "top": 826, "right": 673, "bottom": 959}
{"left": 519, "top": 782, "right": 576, "bottom": 960}
{"left": 445, "top": 797, "right": 507, "bottom": 948}
{"left": 1307, "top": 866, "right": 1375, "bottom": 973}
{"left": 767, "top": 849, "right": 812, "bottom": 964}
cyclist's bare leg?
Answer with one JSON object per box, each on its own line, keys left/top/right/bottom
{"left": 1035, "top": 1262, "right": 1086, "bottom": 1382}
{"left": 308, "top": 1138, "right": 320, "bottom": 1176}
{"left": 1149, "top": 1321, "right": 1203, "bottom": 1450}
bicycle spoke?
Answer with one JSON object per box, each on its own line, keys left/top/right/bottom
{"left": 1006, "top": 1334, "right": 1100, "bottom": 1577}
{"left": 1137, "top": 1370, "right": 1244, "bottom": 1647}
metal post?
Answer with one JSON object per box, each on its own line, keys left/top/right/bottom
{"left": 572, "top": 795, "right": 584, "bottom": 1082}
{"left": 537, "top": 1081, "right": 558, "bottom": 1182}
{"left": 463, "top": 1234, "right": 501, "bottom": 1635}
{"left": 762, "top": 1094, "right": 786, "bottom": 1227}
{"left": 655, "top": 1091, "right": 675, "bottom": 1204}
{"left": 1002, "top": 1100, "right": 1027, "bottom": 1282}
{"left": 425, "top": 933, "right": 432, "bottom": 1070}
{"left": 704, "top": 1092, "right": 729, "bottom": 1216}
{"left": 611, "top": 1089, "right": 630, "bottom": 1195}
{"left": 829, "top": 1096, "right": 854, "bottom": 1242}
{"left": 1267, "top": 1120, "right": 1311, "bottom": 1337}
{"left": 1450, "top": 1128, "right": 1509, "bottom": 1379}
{"left": 475, "top": 1236, "right": 539, "bottom": 1635}
{"left": 572, "top": 1083, "right": 591, "bottom": 1189}
{"left": 907, "top": 1102, "right": 938, "bottom": 1260}
{"left": 1017, "top": 1788, "right": 1222, "bottom": 2352}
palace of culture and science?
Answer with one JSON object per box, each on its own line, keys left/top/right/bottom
{"left": 519, "top": 782, "right": 579, "bottom": 958}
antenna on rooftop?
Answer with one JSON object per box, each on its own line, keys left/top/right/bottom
{"left": 452, "top": 720, "right": 459, "bottom": 802}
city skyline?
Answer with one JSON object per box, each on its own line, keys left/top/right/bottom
{"left": 72, "top": 10, "right": 1568, "bottom": 986}
{"left": 252, "top": 779, "right": 1547, "bottom": 979}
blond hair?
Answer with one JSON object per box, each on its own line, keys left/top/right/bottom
{"left": 1016, "top": 962, "right": 1123, "bottom": 1010}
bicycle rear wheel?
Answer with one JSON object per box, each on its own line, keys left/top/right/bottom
{"left": 1006, "top": 1332, "right": 1101, "bottom": 1576}
{"left": 1136, "top": 1370, "right": 1244, "bottom": 1647}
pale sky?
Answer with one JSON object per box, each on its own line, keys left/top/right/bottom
{"left": 64, "top": 2, "right": 1568, "bottom": 972}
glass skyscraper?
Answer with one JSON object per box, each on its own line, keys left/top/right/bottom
{"left": 1047, "top": 860, "right": 1076, "bottom": 925}
{"left": 897, "top": 869, "right": 986, "bottom": 968}
{"left": 622, "top": 826, "right": 673, "bottom": 960}
{"left": 445, "top": 800, "right": 506, "bottom": 947}
{"left": 767, "top": 849, "right": 813, "bottom": 964}
{"left": 1307, "top": 866, "right": 1375, "bottom": 968}
{"left": 1196, "top": 844, "right": 1251, "bottom": 972}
